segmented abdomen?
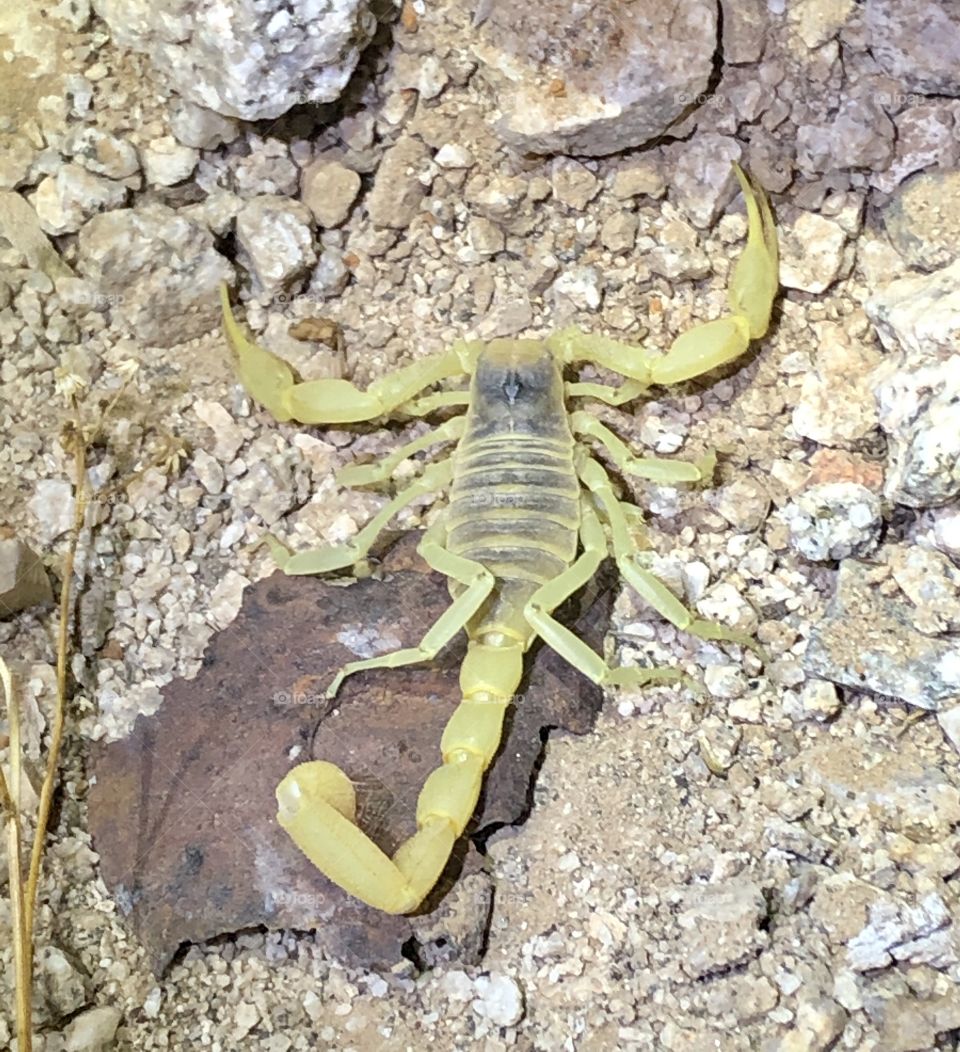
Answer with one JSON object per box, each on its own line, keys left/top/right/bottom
{"left": 445, "top": 434, "right": 580, "bottom": 584}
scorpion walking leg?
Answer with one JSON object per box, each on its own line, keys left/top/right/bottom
{"left": 570, "top": 411, "right": 716, "bottom": 484}
{"left": 324, "top": 528, "right": 495, "bottom": 696}
{"left": 276, "top": 538, "right": 504, "bottom": 914}
{"left": 523, "top": 500, "right": 685, "bottom": 690}
{"left": 267, "top": 459, "right": 453, "bottom": 574}
{"left": 337, "top": 416, "right": 466, "bottom": 487}
{"left": 579, "top": 456, "right": 764, "bottom": 658}
{"left": 564, "top": 378, "right": 647, "bottom": 406}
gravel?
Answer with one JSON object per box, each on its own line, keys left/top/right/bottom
{"left": 2, "top": 0, "right": 960, "bottom": 1049}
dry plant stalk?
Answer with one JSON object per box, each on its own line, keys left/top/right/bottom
{"left": 1, "top": 655, "right": 31, "bottom": 1051}
{"left": 1, "top": 358, "right": 150, "bottom": 1050}
{"left": 1, "top": 404, "right": 86, "bottom": 1052}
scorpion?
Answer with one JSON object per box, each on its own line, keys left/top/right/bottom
{"left": 220, "top": 164, "right": 778, "bottom": 915}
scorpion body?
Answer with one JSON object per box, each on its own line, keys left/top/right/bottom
{"left": 220, "top": 165, "right": 779, "bottom": 914}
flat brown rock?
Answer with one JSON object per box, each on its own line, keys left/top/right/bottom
{"left": 89, "top": 533, "right": 614, "bottom": 972}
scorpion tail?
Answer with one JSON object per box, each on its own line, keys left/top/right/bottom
{"left": 276, "top": 641, "right": 522, "bottom": 914}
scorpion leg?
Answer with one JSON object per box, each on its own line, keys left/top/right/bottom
{"left": 276, "top": 539, "right": 501, "bottom": 914}
{"left": 337, "top": 415, "right": 466, "bottom": 488}
{"left": 579, "top": 456, "right": 764, "bottom": 658}
{"left": 267, "top": 459, "right": 453, "bottom": 575}
{"left": 401, "top": 390, "right": 471, "bottom": 416}
{"left": 570, "top": 411, "right": 716, "bottom": 484}
{"left": 547, "top": 165, "right": 777, "bottom": 387}
{"left": 523, "top": 499, "right": 685, "bottom": 690}
{"left": 564, "top": 378, "right": 647, "bottom": 406}
{"left": 324, "top": 528, "right": 495, "bottom": 697}
{"left": 222, "top": 284, "right": 482, "bottom": 424}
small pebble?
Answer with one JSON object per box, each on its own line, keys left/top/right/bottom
{"left": 471, "top": 974, "right": 525, "bottom": 1027}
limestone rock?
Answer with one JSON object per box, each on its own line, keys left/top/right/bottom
{"left": 871, "top": 101, "right": 960, "bottom": 195}
{"left": 796, "top": 90, "right": 895, "bottom": 174}
{"left": 63, "top": 126, "right": 140, "bottom": 180}
{"left": 139, "top": 135, "right": 199, "bottom": 187}
{"left": 783, "top": 483, "right": 882, "bottom": 562}
{"left": 865, "top": 0, "right": 960, "bottom": 96}
{"left": 91, "top": 0, "right": 376, "bottom": 120}
{"left": 805, "top": 557, "right": 960, "bottom": 710}
{"left": 779, "top": 211, "right": 848, "bottom": 293}
{"left": 792, "top": 320, "right": 882, "bottom": 447}
{"left": 471, "top": 0, "right": 718, "bottom": 156}
{"left": 366, "top": 137, "right": 430, "bottom": 229}
{"left": 675, "top": 880, "right": 769, "bottom": 979}
{"left": 169, "top": 99, "right": 239, "bottom": 150}
{"left": 63, "top": 1005, "right": 122, "bottom": 1052}
{"left": 235, "top": 196, "right": 316, "bottom": 299}
{"left": 300, "top": 159, "right": 362, "bottom": 228}
{"left": 77, "top": 204, "right": 233, "bottom": 346}
{"left": 31, "top": 163, "right": 127, "bottom": 236}
{"left": 664, "top": 133, "right": 743, "bottom": 229}
{"left": 867, "top": 261, "right": 960, "bottom": 507}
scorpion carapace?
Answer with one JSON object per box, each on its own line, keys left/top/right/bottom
{"left": 220, "top": 164, "right": 778, "bottom": 914}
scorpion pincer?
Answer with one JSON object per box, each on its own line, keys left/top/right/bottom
{"left": 220, "top": 164, "right": 778, "bottom": 914}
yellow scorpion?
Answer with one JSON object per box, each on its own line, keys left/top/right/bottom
{"left": 220, "top": 165, "right": 777, "bottom": 915}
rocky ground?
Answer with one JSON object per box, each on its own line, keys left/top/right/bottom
{"left": 2, "top": 0, "right": 960, "bottom": 1049}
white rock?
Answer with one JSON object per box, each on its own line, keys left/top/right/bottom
{"left": 471, "top": 974, "right": 525, "bottom": 1027}
{"left": 63, "top": 1005, "right": 122, "bottom": 1052}
{"left": 551, "top": 158, "right": 600, "bottom": 211}
{"left": 681, "top": 560, "right": 711, "bottom": 602}
{"left": 64, "top": 127, "right": 140, "bottom": 179}
{"left": 235, "top": 195, "right": 316, "bottom": 299}
{"left": 434, "top": 143, "right": 475, "bottom": 169}
{"left": 550, "top": 265, "right": 603, "bottom": 311}
{"left": 647, "top": 213, "right": 710, "bottom": 280}
{"left": 667, "top": 133, "right": 743, "bottom": 228}
{"left": 29, "top": 479, "right": 75, "bottom": 544}
{"left": 799, "top": 679, "right": 841, "bottom": 720}
{"left": 792, "top": 320, "right": 882, "bottom": 447}
{"left": 142, "top": 986, "right": 162, "bottom": 1019}
{"left": 937, "top": 704, "right": 960, "bottom": 754}
{"left": 779, "top": 211, "right": 847, "bottom": 293}
{"left": 31, "top": 163, "right": 127, "bottom": 235}
{"left": 866, "top": 259, "right": 960, "bottom": 506}
{"left": 783, "top": 483, "right": 882, "bottom": 562}
{"left": 139, "top": 135, "right": 199, "bottom": 187}
{"left": 193, "top": 449, "right": 225, "bottom": 494}
{"left": 473, "top": 0, "right": 717, "bottom": 156}
{"left": 873, "top": 355, "right": 960, "bottom": 508}
{"left": 207, "top": 569, "right": 249, "bottom": 630}
{"left": 439, "top": 969, "right": 475, "bottom": 1001}
{"left": 704, "top": 664, "right": 747, "bottom": 700}
{"left": 169, "top": 99, "right": 239, "bottom": 149}
{"left": 39, "top": 945, "right": 87, "bottom": 1020}
{"left": 932, "top": 506, "right": 960, "bottom": 559}
{"left": 193, "top": 400, "right": 245, "bottom": 462}
{"left": 77, "top": 203, "right": 233, "bottom": 346}
{"left": 91, "top": 0, "right": 376, "bottom": 120}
